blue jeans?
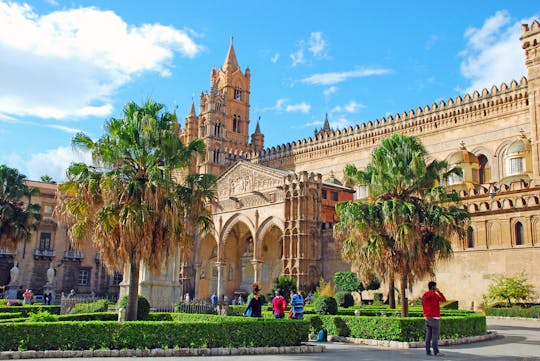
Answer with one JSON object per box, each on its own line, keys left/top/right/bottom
{"left": 425, "top": 318, "right": 441, "bottom": 354}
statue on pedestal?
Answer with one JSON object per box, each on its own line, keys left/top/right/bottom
{"left": 9, "top": 263, "right": 19, "bottom": 285}
{"left": 46, "top": 263, "right": 55, "bottom": 285}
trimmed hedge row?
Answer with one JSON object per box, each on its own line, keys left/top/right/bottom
{"left": 0, "top": 319, "right": 309, "bottom": 351}
{"left": 307, "top": 313, "right": 486, "bottom": 342}
{"left": 484, "top": 306, "right": 540, "bottom": 318}
{"left": 0, "top": 305, "right": 61, "bottom": 316}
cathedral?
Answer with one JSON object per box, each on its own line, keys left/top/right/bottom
{"left": 2, "top": 21, "right": 539, "bottom": 310}
{"left": 179, "top": 22, "right": 540, "bottom": 308}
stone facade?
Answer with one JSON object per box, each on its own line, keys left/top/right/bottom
{"left": 0, "top": 181, "right": 121, "bottom": 300}
{"left": 180, "top": 22, "right": 540, "bottom": 307}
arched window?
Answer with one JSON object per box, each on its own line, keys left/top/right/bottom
{"left": 233, "top": 115, "right": 238, "bottom": 132}
{"left": 467, "top": 227, "right": 474, "bottom": 248}
{"left": 478, "top": 154, "right": 488, "bottom": 184}
{"left": 515, "top": 222, "right": 524, "bottom": 245}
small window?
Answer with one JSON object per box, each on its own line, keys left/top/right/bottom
{"left": 44, "top": 205, "right": 53, "bottom": 215}
{"left": 467, "top": 227, "right": 474, "bottom": 248}
{"left": 330, "top": 192, "right": 338, "bottom": 201}
{"left": 234, "top": 88, "right": 242, "bottom": 100}
{"left": 509, "top": 158, "right": 523, "bottom": 175}
{"left": 39, "top": 232, "right": 51, "bottom": 249}
{"left": 515, "top": 222, "right": 524, "bottom": 246}
{"left": 321, "top": 190, "right": 327, "bottom": 199}
{"left": 78, "top": 269, "right": 89, "bottom": 285}
{"left": 447, "top": 173, "right": 463, "bottom": 185}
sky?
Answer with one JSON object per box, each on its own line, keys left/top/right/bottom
{"left": 0, "top": 1, "right": 537, "bottom": 182}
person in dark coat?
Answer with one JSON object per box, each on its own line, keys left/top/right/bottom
{"left": 243, "top": 282, "right": 263, "bottom": 317}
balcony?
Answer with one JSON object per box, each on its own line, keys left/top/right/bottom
{"left": 33, "top": 248, "right": 55, "bottom": 259}
{"left": 63, "top": 250, "right": 84, "bottom": 260}
{"left": 0, "top": 248, "right": 16, "bottom": 257}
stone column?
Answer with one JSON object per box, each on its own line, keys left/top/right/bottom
{"left": 216, "top": 261, "right": 224, "bottom": 298}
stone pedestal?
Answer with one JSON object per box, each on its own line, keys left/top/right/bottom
{"left": 6, "top": 284, "right": 18, "bottom": 299}
{"left": 43, "top": 284, "right": 56, "bottom": 304}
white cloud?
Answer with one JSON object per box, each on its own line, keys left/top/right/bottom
{"left": 290, "top": 31, "right": 328, "bottom": 67}
{"left": 258, "top": 98, "right": 310, "bottom": 113}
{"left": 44, "top": 0, "right": 58, "bottom": 5}
{"left": 459, "top": 11, "right": 530, "bottom": 93}
{"left": 271, "top": 53, "right": 280, "bottom": 63}
{"left": 323, "top": 86, "right": 338, "bottom": 96}
{"left": 330, "top": 116, "right": 354, "bottom": 130}
{"left": 331, "top": 100, "right": 365, "bottom": 114}
{"left": 308, "top": 32, "right": 327, "bottom": 56}
{"left": 0, "top": 2, "right": 201, "bottom": 120}
{"left": 286, "top": 102, "right": 311, "bottom": 113}
{"left": 301, "top": 68, "right": 391, "bottom": 85}
{"left": 290, "top": 49, "right": 305, "bottom": 67}
{"left": 47, "top": 124, "right": 84, "bottom": 134}
{"left": 25, "top": 146, "right": 92, "bottom": 182}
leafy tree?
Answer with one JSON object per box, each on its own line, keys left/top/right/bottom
{"left": 484, "top": 272, "right": 536, "bottom": 306}
{"left": 334, "top": 272, "right": 361, "bottom": 292}
{"left": 0, "top": 165, "right": 41, "bottom": 250}
{"left": 273, "top": 276, "right": 296, "bottom": 302}
{"left": 335, "top": 134, "right": 470, "bottom": 316}
{"left": 57, "top": 99, "right": 216, "bottom": 321}
{"left": 315, "top": 277, "right": 334, "bottom": 297}
{"left": 40, "top": 175, "right": 55, "bottom": 183}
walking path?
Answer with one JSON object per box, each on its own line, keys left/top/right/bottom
{"left": 1, "top": 318, "right": 538, "bottom": 360}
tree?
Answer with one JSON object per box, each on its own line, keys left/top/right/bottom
{"left": 484, "top": 272, "right": 536, "bottom": 306}
{"left": 335, "top": 134, "right": 470, "bottom": 316}
{"left": 0, "top": 165, "right": 42, "bottom": 250}
{"left": 57, "top": 99, "right": 216, "bottom": 321}
{"left": 273, "top": 276, "right": 296, "bottom": 302}
{"left": 40, "top": 175, "right": 55, "bottom": 183}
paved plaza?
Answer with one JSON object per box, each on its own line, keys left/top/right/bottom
{"left": 27, "top": 318, "right": 539, "bottom": 361}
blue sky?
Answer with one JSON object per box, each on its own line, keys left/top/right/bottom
{"left": 0, "top": 1, "right": 537, "bottom": 182}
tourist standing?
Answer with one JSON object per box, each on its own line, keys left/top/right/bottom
{"left": 290, "top": 289, "right": 305, "bottom": 320}
{"left": 271, "top": 289, "right": 287, "bottom": 318}
{"left": 243, "top": 282, "right": 263, "bottom": 317}
{"left": 23, "top": 289, "right": 33, "bottom": 304}
{"left": 422, "top": 281, "right": 446, "bottom": 356}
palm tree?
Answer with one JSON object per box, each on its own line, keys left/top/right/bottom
{"left": 40, "top": 175, "right": 55, "bottom": 183}
{"left": 335, "top": 134, "right": 470, "bottom": 316}
{"left": 57, "top": 99, "right": 215, "bottom": 320}
{"left": 0, "top": 165, "right": 42, "bottom": 251}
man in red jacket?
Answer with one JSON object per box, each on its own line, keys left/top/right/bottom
{"left": 422, "top": 281, "right": 446, "bottom": 356}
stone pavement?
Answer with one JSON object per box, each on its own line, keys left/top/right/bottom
{"left": 1, "top": 317, "right": 538, "bottom": 360}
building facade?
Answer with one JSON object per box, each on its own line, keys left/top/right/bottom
{"left": 2, "top": 22, "right": 539, "bottom": 309}
{"left": 180, "top": 22, "right": 540, "bottom": 307}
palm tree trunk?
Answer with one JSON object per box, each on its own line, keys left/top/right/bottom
{"left": 400, "top": 273, "right": 409, "bottom": 317}
{"left": 127, "top": 261, "right": 140, "bottom": 321}
{"left": 388, "top": 273, "right": 396, "bottom": 309}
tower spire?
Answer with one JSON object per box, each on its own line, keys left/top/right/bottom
{"left": 223, "top": 35, "right": 239, "bottom": 72}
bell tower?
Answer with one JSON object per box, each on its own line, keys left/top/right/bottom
{"left": 195, "top": 37, "right": 254, "bottom": 176}
{"left": 521, "top": 20, "right": 540, "bottom": 182}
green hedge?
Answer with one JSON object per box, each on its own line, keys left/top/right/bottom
{"left": 307, "top": 313, "right": 486, "bottom": 342}
{"left": 484, "top": 306, "right": 540, "bottom": 318}
{"left": 0, "top": 319, "right": 309, "bottom": 351}
{"left": 0, "top": 312, "right": 22, "bottom": 320}
{"left": 0, "top": 305, "right": 61, "bottom": 316}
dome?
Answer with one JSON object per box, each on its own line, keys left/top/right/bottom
{"left": 506, "top": 138, "right": 529, "bottom": 155}
{"left": 448, "top": 145, "right": 478, "bottom": 165}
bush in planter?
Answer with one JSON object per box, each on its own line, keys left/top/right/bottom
{"left": 315, "top": 296, "right": 338, "bottom": 315}
{"left": 118, "top": 295, "right": 150, "bottom": 320}
{"left": 335, "top": 292, "right": 355, "bottom": 308}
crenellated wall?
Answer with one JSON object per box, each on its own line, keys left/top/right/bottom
{"left": 250, "top": 78, "right": 530, "bottom": 181}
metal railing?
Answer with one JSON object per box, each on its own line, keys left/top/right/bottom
{"left": 63, "top": 250, "right": 83, "bottom": 260}
{"left": 33, "top": 248, "right": 55, "bottom": 257}
{"left": 0, "top": 248, "right": 15, "bottom": 256}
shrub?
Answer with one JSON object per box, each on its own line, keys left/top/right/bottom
{"left": 27, "top": 310, "right": 59, "bottom": 322}
{"left": 315, "top": 296, "right": 338, "bottom": 315}
{"left": 0, "top": 319, "right": 310, "bottom": 351}
{"left": 483, "top": 272, "right": 536, "bottom": 306}
{"left": 484, "top": 305, "right": 540, "bottom": 318}
{"left": 118, "top": 295, "right": 150, "bottom": 320}
{"left": 442, "top": 300, "right": 459, "bottom": 309}
{"left": 334, "top": 272, "right": 361, "bottom": 292}
{"left": 69, "top": 299, "right": 109, "bottom": 314}
{"left": 373, "top": 293, "right": 384, "bottom": 305}
{"left": 335, "top": 292, "right": 355, "bottom": 308}
{"left": 315, "top": 278, "right": 335, "bottom": 297}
